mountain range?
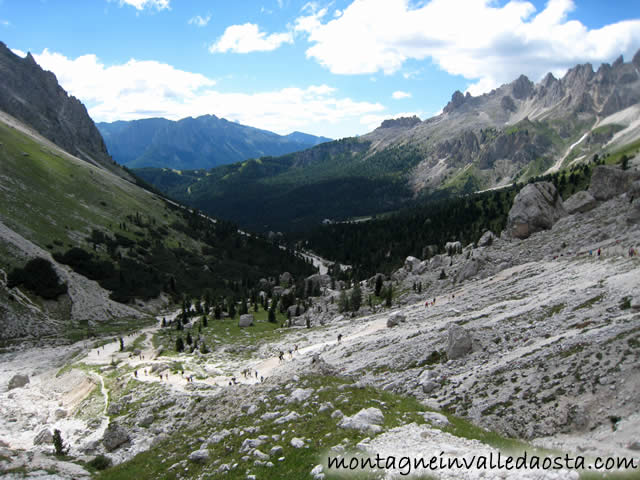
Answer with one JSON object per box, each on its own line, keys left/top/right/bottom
{"left": 0, "top": 43, "right": 314, "bottom": 343}
{"left": 97, "top": 116, "right": 332, "bottom": 170}
{"left": 135, "top": 49, "right": 640, "bottom": 232}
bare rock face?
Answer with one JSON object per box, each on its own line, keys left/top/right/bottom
{"left": 447, "top": 325, "right": 473, "bottom": 360}
{"left": 564, "top": 190, "right": 597, "bottom": 214}
{"left": 504, "top": 182, "right": 566, "bottom": 239}
{"left": 8, "top": 374, "right": 30, "bottom": 390}
{"left": 589, "top": 166, "right": 640, "bottom": 201}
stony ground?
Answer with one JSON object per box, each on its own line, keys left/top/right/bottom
{"left": 1, "top": 188, "right": 640, "bottom": 479}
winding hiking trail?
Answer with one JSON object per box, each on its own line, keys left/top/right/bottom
{"left": 77, "top": 288, "right": 464, "bottom": 396}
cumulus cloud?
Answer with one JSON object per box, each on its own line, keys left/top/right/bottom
{"left": 114, "top": 0, "right": 170, "bottom": 11}
{"left": 296, "top": 0, "right": 640, "bottom": 94}
{"left": 209, "top": 23, "right": 293, "bottom": 53}
{"left": 391, "top": 90, "right": 411, "bottom": 99}
{"left": 188, "top": 14, "right": 211, "bottom": 27}
{"left": 1, "top": 19, "right": 10, "bottom": 27}
{"left": 30, "top": 49, "right": 384, "bottom": 136}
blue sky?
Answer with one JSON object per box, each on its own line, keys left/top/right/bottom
{"left": 1, "top": 0, "right": 639, "bottom": 138}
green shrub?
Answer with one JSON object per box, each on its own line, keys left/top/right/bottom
{"left": 7, "top": 257, "right": 67, "bottom": 299}
{"left": 89, "top": 454, "right": 112, "bottom": 470}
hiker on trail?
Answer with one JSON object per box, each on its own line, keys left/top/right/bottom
{"left": 424, "top": 300, "right": 429, "bottom": 308}
{"left": 255, "top": 371, "right": 259, "bottom": 378}
{"left": 288, "top": 349, "right": 293, "bottom": 358}
{"left": 337, "top": 334, "right": 343, "bottom": 343}
{"left": 294, "top": 345, "right": 299, "bottom": 353}
{"left": 433, "top": 297, "right": 436, "bottom": 304}
{"left": 597, "top": 248, "right": 601, "bottom": 256}
{"left": 134, "top": 370, "right": 137, "bottom": 378}
{"left": 260, "top": 376, "right": 264, "bottom": 383}
{"left": 278, "top": 351, "right": 284, "bottom": 362}
{"left": 232, "top": 377, "right": 237, "bottom": 385}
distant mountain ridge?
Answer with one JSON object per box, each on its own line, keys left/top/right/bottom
{"left": 136, "top": 49, "right": 640, "bottom": 232}
{"left": 0, "top": 41, "right": 128, "bottom": 179}
{"left": 97, "top": 115, "right": 332, "bottom": 169}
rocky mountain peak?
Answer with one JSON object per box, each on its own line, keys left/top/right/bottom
{"left": 443, "top": 90, "right": 466, "bottom": 113}
{"left": 633, "top": 48, "right": 640, "bottom": 68}
{"left": 0, "top": 42, "right": 129, "bottom": 179}
{"left": 612, "top": 54, "right": 624, "bottom": 68}
{"left": 541, "top": 72, "right": 558, "bottom": 88}
{"left": 511, "top": 74, "right": 534, "bottom": 100}
{"left": 562, "top": 62, "right": 594, "bottom": 88}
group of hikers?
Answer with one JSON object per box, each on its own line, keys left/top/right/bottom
{"left": 278, "top": 344, "right": 299, "bottom": 362}
{"left": 553, "top": 242, "right": 639, "bottom": 260}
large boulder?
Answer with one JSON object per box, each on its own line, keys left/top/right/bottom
{"left": 445, "top": 241, "right": 462, "bottom": 255}
{"left": 564, "top": 190, "right": 597, "bottom": 214}
{"left": 8, "top": 374, "right": 29, "bottom": 390}
{"left": 404, "top": 256, "right": 421, "bottom": 272}
{"left": 339, "top": 407, "right": 384, "bottom": 434}
{"left": 287, "top": 305, "right": 305, "bottom": 318}
{"left": 447, "top": 325, "right": 473, "bottom": 360}
{"left": 238, "top": 314, "right": 254, "bottom": 327}
{"left": 306, "top": 273, "right": 331, "bottom": 288}
{"left": 628, "top": 201, "right": 640, "bottom": 225}
{"left": 386, "top": 311, "right": 406, "bottom": 328}
{"left": 455, "top": 258, "right": 482, "bottom": 283}
{"left": 33, "top": 428, "right": 53, "bottom": 446}
{"left": 188, "top": 449, "right": 210, "bottom": 463}
{"left": 102, "top": 422, "right": 130, "bottom": 452}
{"left": 418, "top": 369, "right": 441, "bottom": 394}
{"left": 279, "top": 272, "right": 293, "bottom": 286}
{"left": 504, "top": 182, "right": 566, "bottom": 239}
{"left": 477, "top": 231, "right": 496, "bottom": 247}
{"left": 588, "top": 165, "right": 640, "bottom": 201}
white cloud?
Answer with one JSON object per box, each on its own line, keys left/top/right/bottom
{"left": 209, "top": 23, "right": 293, "bottom": 53}
{"left": 188, "top": 14, "right": 211, "bottom": 27}
{"left": 296, "top": 0, "right": 640, "bottom": 93}
{"left": 391, "top": 90, "right": 411, "bottom": 99}
{"left": 1, "top": 19, "right": 9, "bottom": 27}
{"left": 114, "top": 0, "right": 170, "bottom": 11}
{"left": 30, "top": 49, "right": 385, "bottom": 138}
{"left": 11, "top": 48, "right": 26, "bottom": 57}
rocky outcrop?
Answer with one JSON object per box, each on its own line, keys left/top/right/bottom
{"left": 8, "top": 374, "right": 30, "bottom": 390}
{"left": 378, "top": 116, "right": 421, "bottom": 129}
{"left": 0, "top": 42, "right": 128, "bottom": 179}
{"left": 504, "top": 182, "right": 567, "bottom": 239}
{"left": 588, "top": 166, "right": 640, "bottom": 201}
{"left": 102, "top": 422, "right": 130, "bottom": 452}
{"left": 477, "top": 231, "right": 496, "bottom": 247}
{"left": 447, "top": 325, "right": 473, "bottom": 360}
{"left": 564, "top": 191, "right": 597, "bottom": 214}
{"left": 339, "top": 407, "right": 384, "bottom": 434}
